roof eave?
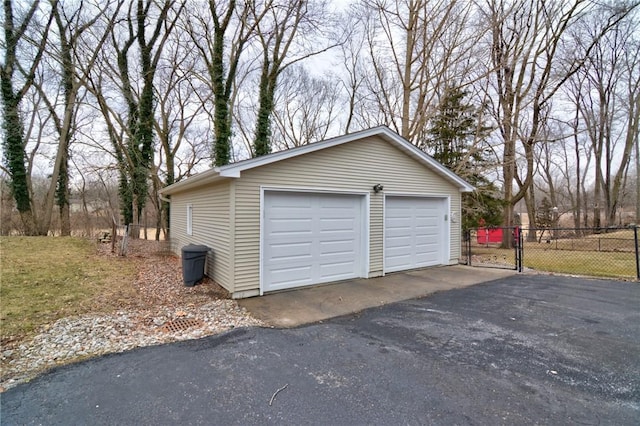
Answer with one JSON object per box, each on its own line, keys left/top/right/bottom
{"left": 158, "top": 168, "right": 225, "bottom": 196}
{"left": 160, "top": 125, "right": 475, "bottom": 196}
{"left": 216, "top": 126, "right": 391, "bottom": 176}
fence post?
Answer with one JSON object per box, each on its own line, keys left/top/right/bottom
{"left": 634, "top": 226, "right": 639, "bottom": 280}
{"left": 520, "top": 227, "right": 524, "bottom": 272}
{"left": 513, "top": 227, "right": 517, "bottom": 271}
{"left": 513, "top": 226, "right": 522, "bottom": 272}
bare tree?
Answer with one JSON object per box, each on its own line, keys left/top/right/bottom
{"left": 89, "top": 0, "right": 184, "bottom": 229}
{"left": 573, "top": 10, "right": 640, "bottom": 226}
{"left": 185, "top": 0, "right": 267, "bottom": 166}
{"left": 271, "top": 66, "right": 341, "bottom": 150}
{"left": 28, "top": 0, "right": 123, "bottom": 236}
{"left": 481, "top": 0, "right": 635, "bottom": 245}
{"left": 1, "top": 0, "right": 54, "bottom": 234}
{"left": 338, "top": 6, "right": 368, "bottom": 134}
{"left": 619, "top": 19, "right": 639, "bottom": 225}
{"left": 151, "top": 32, "right": 208, "bottom": 238}
{"left": 252, "top": 0, "right": 341, "bottom": 156}
{"left": 357, "top": 0, "right": 481, "bottom": 145}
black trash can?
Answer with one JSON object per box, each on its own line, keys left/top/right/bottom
{"left": 181, "top": 244, "right": 210, "bottom": 287}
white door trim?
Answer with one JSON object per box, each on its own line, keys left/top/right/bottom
{"left": 260, "top": 186, "right": 370, "bottom": 295}
{"left": 383, "top": 193, "right": 450, "bottom": 274}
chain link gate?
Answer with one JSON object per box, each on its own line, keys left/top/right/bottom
{"left": 462, "top": 227, "right": 521, "bottom": 271}
{"left": 463, "top": 226, "right": 639, "bottom": 280}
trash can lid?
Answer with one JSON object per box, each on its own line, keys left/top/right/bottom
{"left": 182, "top": 244, "right": 210, "bottom": 253}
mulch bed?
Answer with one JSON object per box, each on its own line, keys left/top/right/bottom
{"left": 96, "top": 238, "right": 230, "bottom": 309}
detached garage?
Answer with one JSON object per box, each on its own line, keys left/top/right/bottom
{"left": 160, "top": 126, "right": 473, "bottom": 299}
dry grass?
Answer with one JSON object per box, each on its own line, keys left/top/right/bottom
{"left": 470, "top": 245, "right": 637, "bottom": 279}
{"left": 524, "top": 247, "right": 635, "bottom": 278}
{"left": 530, "top": 228, "right": 636, "bottom": 252}
{"left": 0, "top": 237, "right": 138, "bottom": 344}
{"left": 0, "top": 237, "right": 231, "bottom": 348}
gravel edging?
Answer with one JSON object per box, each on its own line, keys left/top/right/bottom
{"left": 0, "top": 300, "right": 264, "bottom": 391}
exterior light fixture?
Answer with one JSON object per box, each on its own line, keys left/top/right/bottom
{"left": 373, "top": 184, "right": 384, "bottom": 193}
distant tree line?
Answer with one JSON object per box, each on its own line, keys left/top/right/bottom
{"left": 1, "top": 0, "right": 638, "bottom": 240}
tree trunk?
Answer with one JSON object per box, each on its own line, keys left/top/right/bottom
{"left": 636, "top": 124, "right": 640, "bottom": 222}
{"left": 594, "top": 132, "right": 603, "bottom": 230}
{"left": 57, "top": 145, "right": 71, "bottom": 236}
{"left": 253, "top": 63, "right": 276, "bottom": 157}
{"left": 60, "top": 202, "right": 71, "bottom": 236}
{"left": 0, "top": 0, "right": 47, "bottom": 236}
{"left": 524, "top": 190, "right": 538, "bottom": 242}
{"left": 573, "top": 127, "right": 581, "bottom": 229}
{"left": 400, "top": 2, "right": 418, "bottom": 139}
{"left": 582, "top": 189, "right": 590, "bottom": 228}
{"left": 0, "top": 85, "right": 35, "bottom": 234}
{"left": 131, "top": 193, "right": 140, "bottom": 239}
{"left": 155, "top": 206, "right": 162, "bottom": 241}
{"left": 211, "top": 19, "right": 233, "bottom": 166}
{"left": 593, "top": 197, "right": 601, "bottom": 229}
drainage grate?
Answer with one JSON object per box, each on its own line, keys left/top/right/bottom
{"left": 159, "top": 317, "right": 204, "bottom": 333}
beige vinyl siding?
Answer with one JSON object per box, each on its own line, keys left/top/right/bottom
{"left": 168, "top": 182, "right": 232, "bottom": 291}
{"left": 370, "top": 195, "right": 384, "bottom": 274}
{"left": 233, "top": 135, "right": 461, "bottom": 293}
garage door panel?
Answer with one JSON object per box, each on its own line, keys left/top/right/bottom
{"left": 415, "top": 233, "right": 438, "bottom": 243}
{"left": 386, "top": 249, "right": 411, "bottom": 261}
{"left": 386, "top": 222, "right": 412, "bottom": 232}
{"left": 319, "top": 220, "right": 357, "bottom": 233}
{"left": 268, "top": 223, "right": 313, "bottom": 237}
{"left": 385, "top": 197, "right": 445, "bottom": 272}
{"left": 385, "top": 235, "right": 412, "bottom": 249}
{"left": 414, "top": 227, "right": 437, "bottom": 237}
{"left": 319, "top": 239, "right": 356, "bottom": 256}
{"left": 264, "top": 191, "right": 364, "bottom": 292}
{"left": 385, "top": 252, "right": 412, "bottom": 269}
{"left": 319, "top": 260, "right": 358, "bottom": 280}
{"left": 385, "top": 228, "right": 412, "bottom": 238}
{"left": 268, "top": 265, "right": 314, "bottom": 287}
{"left": 267, "top": 242, "right": 313, "bottom": 261}
{"left": 268, "top": 203, "right": 312, "bottom": 213}
{"left": 268, "top": 194, "right": 313, "bottom": 207}
{"left": 319, "top": 203, "right": 357, "bottom": 212}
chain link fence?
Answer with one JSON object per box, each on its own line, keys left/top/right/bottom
{"left": 462, "top": 227, "right": 521, "bottom": 270}
{"left": 462, "top": 226, "right": 639, "bottom": 280}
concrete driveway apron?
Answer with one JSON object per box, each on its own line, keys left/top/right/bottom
{"left": 238, "top": 265, "right": 517, "bottom": 327}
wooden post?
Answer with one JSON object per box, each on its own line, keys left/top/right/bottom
{"left": 111, "top": 216, "right": 117, "bottom": 254}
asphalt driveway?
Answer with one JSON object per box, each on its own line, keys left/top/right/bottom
{"left": 1, "top": 274, "right": 639, "bottom": 425}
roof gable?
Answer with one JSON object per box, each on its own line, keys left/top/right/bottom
{"left": 160, "top": 126, "right": 474, "bottom": 195}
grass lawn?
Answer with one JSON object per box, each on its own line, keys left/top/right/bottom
{"left": 524, "top": 248, "right": 636, "bottom": 278}
{"left": 0, "top": 237, "right": 137, "bottom": 344}
{"left": 470, "top": 246, "right": 637, "bottom": 279}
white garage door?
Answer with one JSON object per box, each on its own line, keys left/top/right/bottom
{"left": 385, "top": 196, "right": 446, "bottom": 272}
{"left": 263, "top": 191, "right": 364, "bottom": 292}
